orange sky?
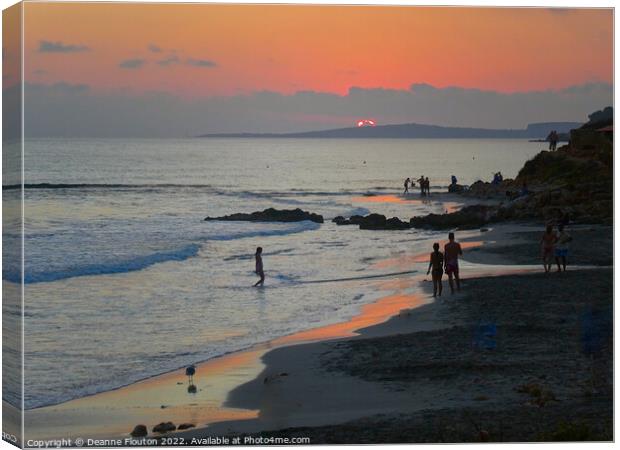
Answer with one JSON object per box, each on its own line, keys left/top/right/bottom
{"left": 21, "top": 3, "right": 613, "bottom": 97}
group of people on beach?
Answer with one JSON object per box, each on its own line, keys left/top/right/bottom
{"left": 426, "top": 232, "right": 463, "bottom": 297}
{"left": 540, "top": 222, "right": 572, "bottom": 273}
{"left": 403, "top": 176, "right": 431, "bottom": 196}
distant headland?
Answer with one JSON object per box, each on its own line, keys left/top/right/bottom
{"left": 198, "top": 121, "right": 581, "bottom": 140}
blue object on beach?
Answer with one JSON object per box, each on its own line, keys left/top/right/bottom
{"left": 581, "top": 307, "right": 610, "bottom": 357}
{"left": 472, "top": 322, "right": 497, "bottom": 350}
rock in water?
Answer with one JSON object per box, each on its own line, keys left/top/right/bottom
{"left": 177, "top": 423, "right": 195, "bottom": 430}
{"left": 130, "top": 425, "right": 148, "bottom": 438}
{"left": 334, "top": 213, "right": 411, "bottom": 230}
{"left": 152, "top": 422, "right": 176, "bottom": 434}
{"left": 205, "top": 208, "right": 323, "bottom": 223}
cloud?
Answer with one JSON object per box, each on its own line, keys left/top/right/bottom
{"left": 38, "top": 40, "right": 89, "bottom": 53}
{"left": 119, "top": 58, "right": 146, "bottom": 69}
{"left": 21, "top": 81, "right": 613, "bottom": 138}
{"left": 157, "top": 54, "right": 180, "bottom": 66}
{"left": 186, "top": 58, "right": 217, "bottom": 68}
{"left": 148, "top": 43, "right": 162, "bottom": 53}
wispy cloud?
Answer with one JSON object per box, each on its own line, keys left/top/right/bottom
{"left": 186, "top": 58, "right": 217, "bottom": 68}
{"left": 119, "top": 58, "right": 146, "bottom": 69}
{"left": 148, "top": 43, "right": 162, "bottom": 53}
{"left": 38, "top": 40, "right": 89, "bottom": 53}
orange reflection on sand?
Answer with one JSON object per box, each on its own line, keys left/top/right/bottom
{"left": 274, "top": 293, "right": 424, "bottom": 345}
{"left": 351, "top": 194, "right": 417, "bottom": 204}
{"left": 373, "top": 241, "right": 484, "bottom": 268}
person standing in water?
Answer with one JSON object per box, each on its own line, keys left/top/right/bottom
{"left": 540, "top": 224, "right": 557, "bottom": 273}
{"left": 555, "top": 224, "right": 572, "bottom": 272}
{"left": 426, "top": 243, "right": 444, "bottom": 297}
{"left": 444, "top": 232, "right": 463, "bottom": 294}
{"left": 417, "top": 175, "right": 425, "bottom": 196}
{"left": 254, "top": 247, "right": 265, "bottom": 287}
{"left": 403, "top": 177, "right": 410, "bottom": 194}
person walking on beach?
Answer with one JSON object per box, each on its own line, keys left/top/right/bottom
{"left": 540, "top": 225, "right": 557, "bottom": 273}
{"left": 427, "top": 243, "right": 444, "bottom": 297}
{"left": 555, "top": 224, "right": 572, "bottom": 272}
{"left": 254, "top": 247, "right": 265, "bottom": 287}
{"left": 444, "top": 232, "right": 463, "bottom": 294}
{"left": 403, "top": 177, "right": 410, "bottom": 194}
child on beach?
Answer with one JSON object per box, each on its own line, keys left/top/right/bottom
{"left": 555, "top": 225, "right": 572, "bottom": 272}
{"left": 540, "top": 225, "right": 557, "bottom": 273}
{"left": 444, "top": 232, "right": 463, "bottom": 294}
{"left": 426, "top": 243, "right": 444, "bottom": 297}
{"left": 254, "top": 247, "right": 265, "bottom": 287}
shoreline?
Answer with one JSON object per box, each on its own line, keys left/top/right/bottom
{"left": 22, "top": 219, "right": 611, "bottom": 443}
{"left": 23, "top": 225, "right": 482, "bottom": 441}
{"left": 177, "top": 222, "right": 612, "bottom": 443}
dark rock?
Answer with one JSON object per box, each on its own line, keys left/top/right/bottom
{"left": 359, "top": 213, "right": 387, "bottom": 230}
{"left": 410, "top": 205, "right": 497, "bottom": 230}
{"left": 177, "top": 423, "right": 195, "bottom": 430}
{"left": 448, "top": 183, "right": 465, "bottom": 193}
{"left": 153, "top": 422, "right": 176, "bottom": 434}
{"left": 335, "top": 213, "right": 411, "bottom": 230}
{"left": 205, "top": 208, "right": 323, "bottom": 223}
{"left": 130, "top": 425, "right": 148, "bottom": 438}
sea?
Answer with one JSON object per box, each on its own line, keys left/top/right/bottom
{"left": 2, "top": 138, "right": 542, "bottom": 410}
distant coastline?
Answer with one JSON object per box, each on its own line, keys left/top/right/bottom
{"left": 198, "top": 121, "right": 581, "bottom": 140}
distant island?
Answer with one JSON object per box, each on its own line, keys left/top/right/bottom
{"left": 198, "top": 121, "right": 582, "bottom": 140}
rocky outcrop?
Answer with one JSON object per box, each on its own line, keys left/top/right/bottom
{"left": 205, "top": 208, "right": 324, "bottom": 223}
{"left": 410, "top": 205, "right": 498, "bottom": 230}
{"left": 334, "top": 213, "right": 411, "bottom": 230}
{"left": 448, "top": 183, "right": 465, "bottom": 193}
{"left": 177, "top": 423, "right": 195, "bottom": 430}
{"left": 130, "top": 425, "right": 148, "bottom": 438}
{"left": 152, "top": 422, "right": 176, "bottom": 434}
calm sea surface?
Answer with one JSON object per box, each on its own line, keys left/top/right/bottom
{"left": 3, "top": 138, "right": 542, "bottom": 409}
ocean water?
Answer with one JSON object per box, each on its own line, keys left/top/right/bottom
{"left": 3, "top": 138, "right": 542, "bottom": 409}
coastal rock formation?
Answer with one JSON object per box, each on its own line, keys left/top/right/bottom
{"left": 152, "top": 422, "right": 176, "bottom": 434}
{"left": 410, "top": 205, "right": 497, "bottom": 230}
{"left": 205, "top": 208, "right": 324, "bottom": 223}
{"left": 177, "top": 423, "right": 196, "bottom": 430}
{"left": 448, "top": 183, "right": 465, "bottom": 193}
{"left": 334, "top": 213, "right": 411, "bottom": 230}
{"left": 130, "top": 425, "right": 148, "bottom": 438}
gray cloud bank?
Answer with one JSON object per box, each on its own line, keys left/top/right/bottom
{"left": 38, "top": 40, "right": 90, "bottom": 53}
{"left": 119, "top": 58, "right": 146, "bottom": 69}
{"left": 19, "top": 82, "right": 612, "bottom": 138}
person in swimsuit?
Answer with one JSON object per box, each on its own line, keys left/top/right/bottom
{"left": 555, "top": 224, "right": 572, "bottom": 272}
{"left": 254, "top": 247, "right": 265, "bottom": 287}
{"left": 426, "top": 242, "right": 444, "bottom": 297}
{"left": 403, "top": 178, "right": 410, "bottom": 194}
{"left": 444, "top": 232, "right": 463, "bottom": 294}
{"left": 540, "top": 224, "right": 557, "bottom": 273}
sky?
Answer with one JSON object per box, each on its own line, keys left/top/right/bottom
{"left": 4, "top": 3, "right": 615, "bottom": 136}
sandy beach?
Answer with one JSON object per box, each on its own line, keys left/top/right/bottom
{"left": 18, "top": 220, "right": 612, "bottom": 444}
{"left": 176, "top": 222, "right": 612, "bottom": 443}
